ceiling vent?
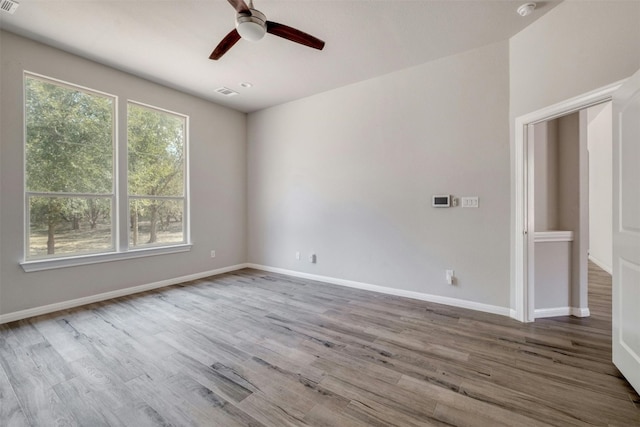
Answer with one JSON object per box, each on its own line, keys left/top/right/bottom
{"left": 214, "top": 87, "right": 239, "bottom": 97}
{"left": 0, "top": 0, "right": 19, "bottom": 14}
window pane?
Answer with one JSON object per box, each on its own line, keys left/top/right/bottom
{"left": 128, "top": 104, "right": 185, "bottom": 197}
{"left": 28, "top": 196, "right": 113, "bottom": 259}
{"left": 25, "top": 77, "right": 113, "bottom": 194}
{"left": 129, "top": 199, "right": 184, "bottom": 247}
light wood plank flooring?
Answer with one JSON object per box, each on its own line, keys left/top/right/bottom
{"left": 1, "top": 264, "right": 638, "bottom": 426}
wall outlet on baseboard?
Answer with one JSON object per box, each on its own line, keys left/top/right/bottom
{"left": 296, "top": 251, "right": 301, "bottom": 260}
{"left": 210, "top": 250, "right": 216, "bottom": 258}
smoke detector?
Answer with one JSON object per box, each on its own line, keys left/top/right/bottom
{"left": 517, "top": 2, "right": 536, "bottom": 17}
{"left": 0, "top": 0, "right": 19, "bottom": 14}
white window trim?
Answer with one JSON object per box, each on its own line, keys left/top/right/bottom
{"left": 20, "top": 244, "right": 192, "bottom": 272}
{"left": 21, "top": 72, "right": 192, "bottom": 272}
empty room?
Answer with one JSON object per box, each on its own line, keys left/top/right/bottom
{"left": 1, "top": 0, "right": 639, "bottom": 425}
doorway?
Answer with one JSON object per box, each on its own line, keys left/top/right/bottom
{"left": 512, "top": 81, "right": 623, "bottom": 323}
{"left": 528, "top": 102, "right": 612, "bottom": 320}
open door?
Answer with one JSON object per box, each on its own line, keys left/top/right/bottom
{"left": 612, "top": 68, "right": 640, "bottom": 394}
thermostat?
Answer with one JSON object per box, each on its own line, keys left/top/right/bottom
{"left": 432, "top": 195, "right": 451, "bottom": 207}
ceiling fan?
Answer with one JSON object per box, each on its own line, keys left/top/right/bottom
{"left": 210, "top": 0, "right": 325, "bottom": 60}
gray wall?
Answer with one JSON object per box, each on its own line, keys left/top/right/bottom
{"left": 557, "top": 112, "right": 589, "bottom": 310}
{"left": 247, "top": 41, "right": 511, "bottom": 308}
{"left": 587, "top": 102, "right": 613, "bottom": 273}
{"left": 533, "top": 114, "right": 584, "bottom": 235}
{"left": 557, "top": 113, "right": 581, "bottom": 233}
{"left": 509, "top": 1, "right": 640, "bottom": 118}
{"left": 534, "top": 241, "right": 571, "bottom": 310}
{"left": 533, "top": 120, "right": 559, "bottom": 231}
{"left": 0, "top": 31, "right": 247, "bottom": 316}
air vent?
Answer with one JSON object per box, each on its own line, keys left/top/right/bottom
{"left": 214, "top": 87, "right": 239, "bottom": 97}
{"left": 0, "top": 0, "right": 19, "bottom": 14}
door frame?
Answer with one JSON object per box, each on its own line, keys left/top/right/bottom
{"left": 512, "top": 80, "right": 625, "bottom": 322}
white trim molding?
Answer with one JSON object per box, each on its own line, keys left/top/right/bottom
{"left": 3, "top": 262, "right": 517, "bottom": 325}
{"left": 589, "top": 255, "right": 613, "bottom": 275}
{"left": 534, "top": 231, "right": 574, "bottom": 243}
{"left": 21, "top": 244, "right": 193, "bottom": 272}
{"left": 0, "top": 263, "right": 248, "bottom": 324}
{"left": 571, "top": 307, "right": 591, "bottom": 317}
{"left": 247, "top": 264, "right": 512, "bottom": 318}
{"left": 534, "top": 307, "right": 572, "bottom": 318}
{"left": 534, "top": 306, "right": 591, "bottom": 319}
{"left": 512, "top": 79, "right": 625, "bottom": 323}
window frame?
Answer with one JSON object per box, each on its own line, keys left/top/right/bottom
{"left": 20, "top": 72, "right": 191, "bottom": 272}
{"left": 126, "top": 100, "right": 190, "bottom": 251}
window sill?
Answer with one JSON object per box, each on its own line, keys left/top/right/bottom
{"left": 20, "top": 244, "right": 192, "bottom": 273}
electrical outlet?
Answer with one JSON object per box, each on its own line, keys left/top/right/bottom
{"left": 296, "top": 251, "right": 301, "bottom": 260}
{"left": 309, "top": 253, "right": 317, "bottom": 263}
{"left": 210, "top": 250, "right": 216, "bottom": 258}
{"left": 446, "top": 269, "right": 455, "bottom": 285}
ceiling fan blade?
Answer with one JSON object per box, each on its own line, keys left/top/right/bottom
{"left": 226, "top": 0, "right": 250, "bottom": 14}
{"left": 209, "top": 29, "right": 242, "bottom": 60}
{"left": 266, "top": 21, "right": 325, "bottom": 50}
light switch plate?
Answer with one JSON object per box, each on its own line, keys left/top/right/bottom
{"left": 461, "top": 197, "right": 479, "bottom": 208}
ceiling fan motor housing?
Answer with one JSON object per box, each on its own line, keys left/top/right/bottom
{"left": 236, "top": 9, "right": 267, "bottom": 41}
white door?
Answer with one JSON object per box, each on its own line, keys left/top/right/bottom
{"left": 612, "top": 68, "right": 640, "bottom": 394}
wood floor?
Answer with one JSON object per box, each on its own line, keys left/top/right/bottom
{"left": 1, "top": 264, "right": 638, "bottom": 426}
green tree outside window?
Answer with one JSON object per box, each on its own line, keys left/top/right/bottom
{"left": 24, "top": 74, "right": 188, "bottom": 261}
{"left": 25, "top": 76, "right": 114, "bottom": 258}
{"left": 128, "top": 103, "right": 186, "bottom": 247}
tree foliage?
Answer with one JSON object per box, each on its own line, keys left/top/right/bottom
{"left": 127, "top": 103, "right": 185, "bottom": 245}
{"left": 25, "top": 77, "right": 114, "bottom": 255}
{"left": 24, "top": 77, "right": 186, "bottom": 257}
{"left": 26, "top": 77, "right": 113, "bottom": 194}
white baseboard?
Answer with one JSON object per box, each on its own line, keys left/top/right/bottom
{"left": 0, "top": 263, "right": 249, "bottom": 325}
{"left": 535, "top": 307, "right": 571, "bottom": 318}
{"left": 588, "top": 255, "right": 612, "bottom": 275}
{"left": 1, "top": 262, "right": 517, "bottom": 324}
{"left": 246, "top": 264, "right": 512, "bottom": 318}
{"left": 534, "top": 306, "right": 590, "bottom": 319}
{"left": 570, "top": 307, "right": 590, "bottom": 317}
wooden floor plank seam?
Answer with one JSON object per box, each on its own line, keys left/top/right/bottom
{"left": 0, "top": 262, "right": 638, "bottom": 426}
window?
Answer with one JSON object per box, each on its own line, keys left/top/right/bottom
{"left": 128, "top": 102, "right": 187, "bottom": 247}
{"left": 23, "top": 73, "right": 189, "bottom": 268}
{"left": 25, "top": 75, "right": 115, "bottom": 259}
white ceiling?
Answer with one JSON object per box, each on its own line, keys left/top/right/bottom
{"left": 0, "top": 0, "right": 560, "bottom": 113}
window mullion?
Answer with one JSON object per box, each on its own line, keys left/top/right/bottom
{"left": 117, "top": 97, "right": 128, "bottom": 253}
